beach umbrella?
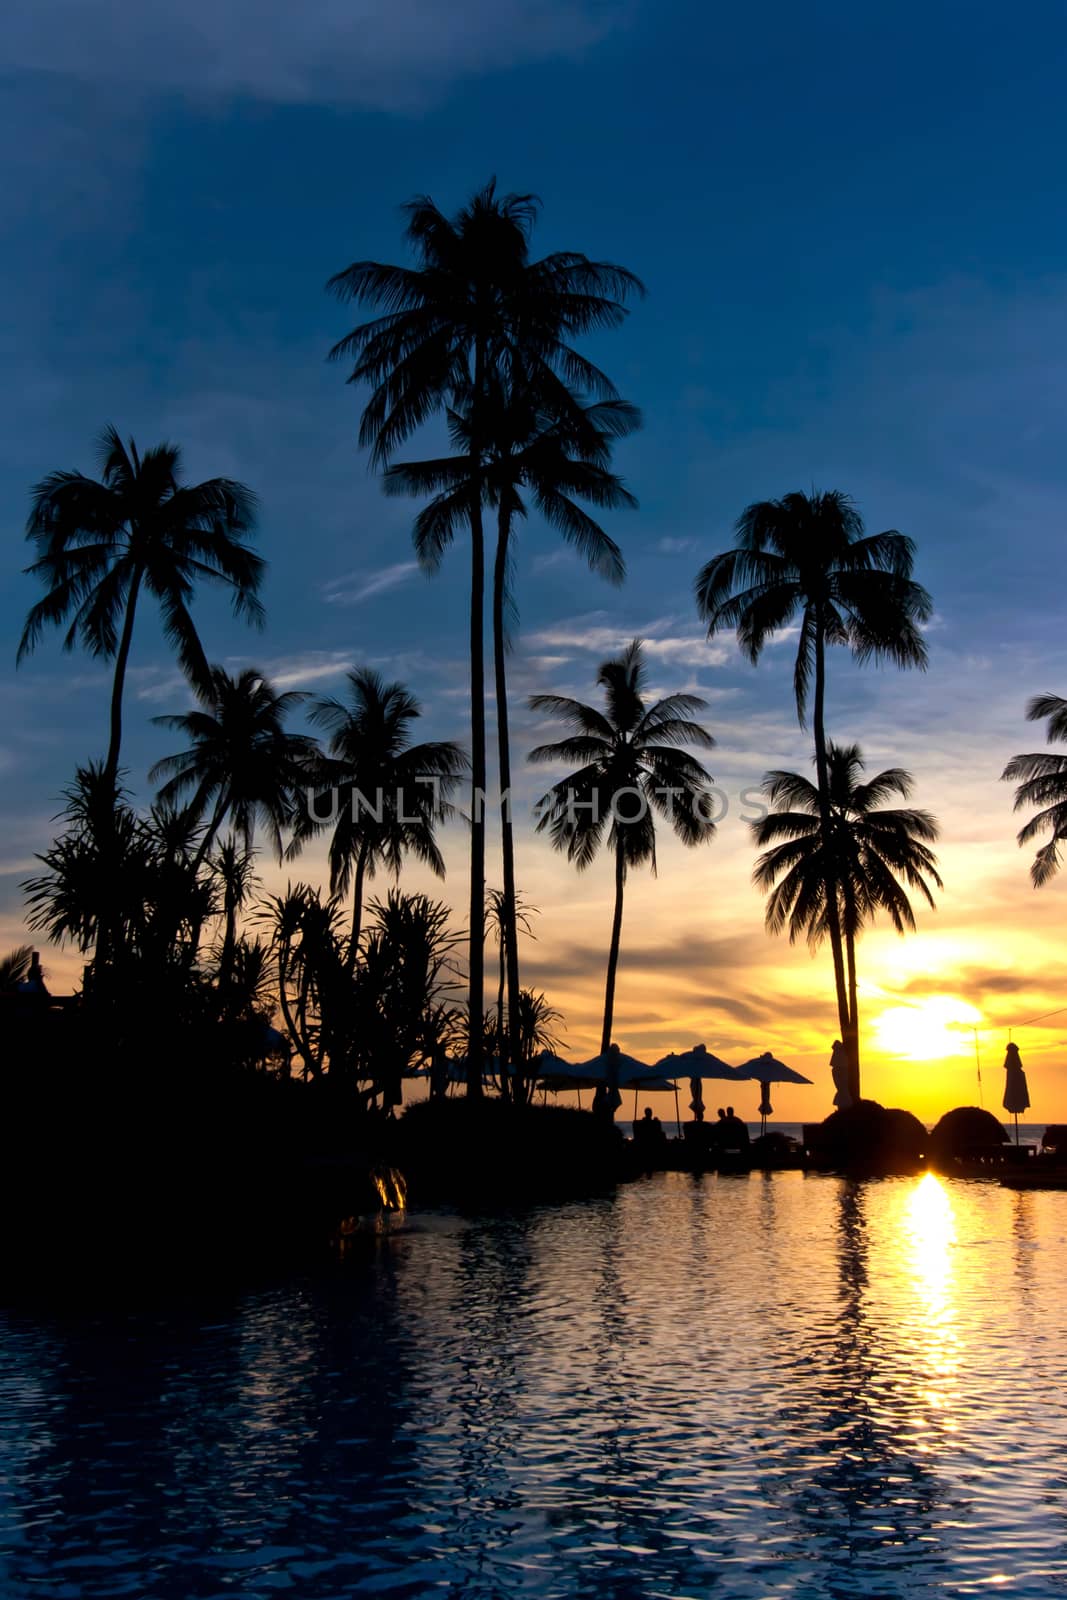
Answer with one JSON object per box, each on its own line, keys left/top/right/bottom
{"left": 625, "top": 1074, "right": 680, "bottom": 1128}
{"left": 569, "top": 1047, "right": 654, "bottom": 1123}
{"left": 533, "top": 1049, "right": 605, "bottom": 1109}
{"left": 653, "top": 1043, "right": 739, "bottom": 1132}
{"left": 735, "top": 1051, "right": 813, "bottom": 1135}
{"left": 1003, "top": 1042, "right": 1030, "bottom": 1145}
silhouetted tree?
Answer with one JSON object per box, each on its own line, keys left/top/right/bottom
{"left": 292, "top": 668, "right": 466, "bottom": 959}
{"left": 0, "top": 947, "right": 34, "bottom": 993}
{"left": 328, "top": 180, "right": 642, "bottom": 1094}
{"left": 529, "top": 640, "right": 717, "bottom": 1053}
{"left": 387, "top": 383, "right": 638, "bottom": 1073}
{"left": 209, "top": 837, "right": 260, "bottom": 993}
{"left": 752, "top": 743, "right": 942, "bottom": 1100}
{"left": 487, "top": 886, "right": 538, "bottom": 1058}
{"left": 18, "top": 426, "right": 262, "bottom": 788}
{"left": 150, "top": 667, "right": 317, "bottom": 866}
{"left": 694, "top": 489, "right": 932, "bottom": 1090}
{"left": 22, "top": 765, "right": 214, "bottom": 1002}
{"left": 1002, "top": 694, "right": 1067, "bottom": 886}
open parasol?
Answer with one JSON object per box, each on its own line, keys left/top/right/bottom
{"left": 653, "top": 1043, "right": 739, "bottom": 1132}
{"left": 735, "top": 1051, "right": 813, "bottom": 1135}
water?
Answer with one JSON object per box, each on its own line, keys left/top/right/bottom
{"left": 2, "top": 1171, "right": 1066, "bottom": 1598}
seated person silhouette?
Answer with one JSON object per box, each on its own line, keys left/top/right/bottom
{"left": 633, "top": 1106, "right": 666, "bottom": 1161}
{"left": 722, "top": 1105, "right": 750, "bottom": 1148}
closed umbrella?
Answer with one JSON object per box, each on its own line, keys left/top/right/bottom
{"left": 735, "top": 1051, "right": 813, "bottom": 1136}
{"left": 1003, "top": 1042, "right": 1030, "bottom": 1145}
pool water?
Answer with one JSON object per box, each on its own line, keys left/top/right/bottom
{"left": 1, "top": 1170, "right": 1065, "bottom": 1598}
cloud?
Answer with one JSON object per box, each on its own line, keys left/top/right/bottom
{"left": 655, "top": 537, "right": 697, "bottom": 554}
{"left": 2, "top": 0, "right": 631, "bottom": 108}
{"left": 321, "top": 562, "right": 421, "bottom": 606}
{"left": 527, "top": 612, "right": 731, "bottom": 669}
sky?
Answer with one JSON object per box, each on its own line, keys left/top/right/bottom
{"left": 3, "top": 0, "right": 1067, "bottom": 1123}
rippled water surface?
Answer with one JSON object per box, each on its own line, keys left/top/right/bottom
{"left": 2, "top": 1172, "right": 1067, "bottom": 1598}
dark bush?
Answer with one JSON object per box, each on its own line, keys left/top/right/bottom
{"left": 929, "top": 1106, "right": 1009, "bottom": 1166}
{"left": 808, "top": 1100, "right": 926, "bottom": 1173}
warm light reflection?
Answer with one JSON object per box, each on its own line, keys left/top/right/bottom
{"left": 870, "top": 995, "right": 982, "bottom": 1061}
{"left": 904, "top": 1173, "right": 961, "bottom": 1422}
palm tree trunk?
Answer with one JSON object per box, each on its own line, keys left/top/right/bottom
{"left": 845, "top": 925, "right": 860, "bottom": 1095}
{"left": 350, "top": 840, "right": 369, "bottom": 967}
{"left": 497, "top": 922, "right": 506, "bottom": 1035}
{"left": 840, "top": 873, "right": 862, "bottom": 1101}
{"left": 492, "top": 500, "right": 523, "bottom": 1098}
{"left": 465, "top": 343, "right": 487, "bottom": 1099}
{"left": 93, "top": 566, "right": 144, "bottom": 988}
{"left": 812, "top": 619, "right": 853, "bottom": 1091}
{"left": 192, "top": 792, "right": 231, "bottom": 873}
{"left": 103, "top": 565, "right": 144, "bottom": 789}
{"left": 601, "top": 839, "right": 626, "bottom": 1055}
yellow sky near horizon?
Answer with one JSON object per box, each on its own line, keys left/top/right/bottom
{"left": 6, "top": 625, "right": 1067, "bottom": 1127}
{"left": 8, "top": 762, "right": 1065, "bottom": 1128}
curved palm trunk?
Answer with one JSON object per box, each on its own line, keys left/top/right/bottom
{"left": 601, "top": 839, "right": 626, "bottom": 1055}
{"left": 349, "top": 840, "right": 370, "bottom": 968}
{"left": 192, "top": 792, "right": 231, "bottom": 874}
{"left": 492, "top": 501, "right": 523, "bottom": 1098}
{"left": 103, "top": 565, "right": 144, "bottom": 789}
{"left": 812, "top": 619, "right": 855, "bottom": 1097}
{"left": 219, "top": 897, "right": 238, "bottom": 995}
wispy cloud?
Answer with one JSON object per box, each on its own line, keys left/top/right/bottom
{"left": 321, "top": 562, "right": 421, "bottom": 607}
{"left": 655, "top": 536, "right": 697, "bottom": 554}
{"left": 527, "top": 612, "right": 731, "bottom": 669}
{"left": 3, "top": 0, "right": 632, "bottom": 108}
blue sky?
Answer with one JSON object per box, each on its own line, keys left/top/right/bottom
{"left": 4, "top": 0, "right": 1067, "bottom": 1110}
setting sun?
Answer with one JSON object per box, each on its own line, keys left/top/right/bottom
{"left": 870, "top": 996, "right": 984, "bottom": 1062}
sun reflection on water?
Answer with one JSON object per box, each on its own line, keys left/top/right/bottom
{"left": 903, "top": 1172, "right": 962, "bottom": 1428}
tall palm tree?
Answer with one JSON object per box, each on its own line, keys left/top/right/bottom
{"left": 149, "top": 667, "right": 317, "bottom": 866}
{"left": 292, "top": 668, "right": 467, "bottom": 959}
{"left": 385, "top": 383, "right": 638, "bottom": 1075}
{"left": 1003, "top": 695, "right": 1067, "bottom": 887}
{"left": 328, "top": 180, "right": 642, "bottom": 1093}
{"left": 752, "top": 743, "right": 942, "bottom": 1100}
{"left": 529, "top": 640, "right": 717, "bottom": 1053}
{"left": 694, "top": 489, "right": 932, "bottom": 1086}
{"left": 18, "top": 426, "right": 263, "bottom": 787}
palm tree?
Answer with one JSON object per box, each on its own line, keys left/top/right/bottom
{"left": 292, "top": 668, "right": 467, "bottom": 958}
{"left": 328, "top": 180, "right": 642, "bottom": 1094}
{"left": 18, "top": 426, "right": 263, "bottom": 787}
{"left": 385, "top": 382, "right": 638, "bottom": 1075}
{"left": 487, "top": 887, "right": 538, "bottom": 1048}
{"left": 752, "top": 743, "right": 942, "bottom": 1100}
{"left": 529, "top": 640, "right": 717, "bottom": 1053}
{"left": 694, "top": 488, "right": 932, "bottom": 1086}
{"left": 0, "top": 947, "right": 34, "bottom": 994}
{"left": 1003, "top": 695, "right": 1067, "bottom": 887}
{"left": 210, "top": 837, "right": 260, "bottom": 991}
{"left": 149, "top": 667, "right": 318, "bottom": 866}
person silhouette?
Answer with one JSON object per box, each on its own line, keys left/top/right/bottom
{"left": 723, "top": 1105, "right": 750, "bottom": 1147}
